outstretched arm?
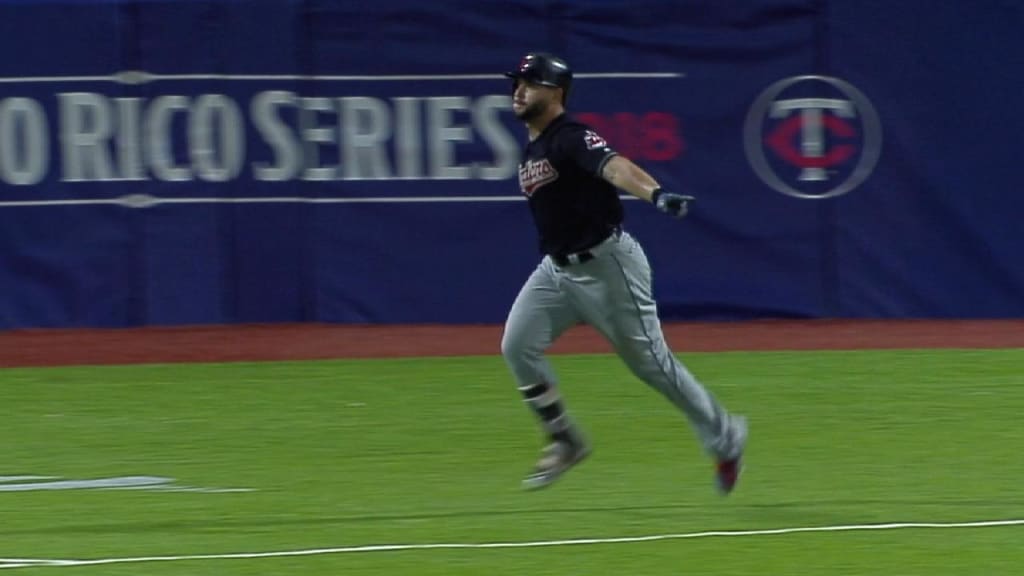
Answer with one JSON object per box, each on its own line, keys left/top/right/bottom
{"left": 601, "top": 155, "right": 660, "bottom": 202}
{"left": 601, "top": 155, "right": 694, "bottom": 218}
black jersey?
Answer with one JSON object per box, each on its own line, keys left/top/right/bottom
{"left": 517, "top": 114, "right": 623, "bottom": 256}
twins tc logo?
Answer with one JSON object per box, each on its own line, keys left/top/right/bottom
{"left": 744, "top": 75, "right": 882, "bottom": 199}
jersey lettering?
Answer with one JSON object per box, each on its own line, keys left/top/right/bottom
{"left": 518, "top": 158, "right": 559, "bottom": 197}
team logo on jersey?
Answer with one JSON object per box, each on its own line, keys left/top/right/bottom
{"left": 518, "top": 158, "right": 559, "bottom": 196}
{"left": 744, "top": 75, "right": 882, "bottom": 199}
{"left": 583, "top": 130, "right": 608, "bottom": 150}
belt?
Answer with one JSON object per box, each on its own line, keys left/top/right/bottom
{"left": 551, "top": 227, "right": 622, "bottom": 268}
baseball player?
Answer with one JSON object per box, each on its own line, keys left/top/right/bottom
{"left": 500, "top": 52, "right": 748, "bottom": 494}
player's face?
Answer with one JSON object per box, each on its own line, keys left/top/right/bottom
{"left": 512, "top": 79, "right": 560, "bottom": 121}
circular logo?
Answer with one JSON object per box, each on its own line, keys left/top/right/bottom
{"left": 744, "top": 75, "right": 882, "bottom": 199}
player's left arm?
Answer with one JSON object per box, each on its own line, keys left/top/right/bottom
{"left": 602, "top": 155, "right": 694, "bottom": 219}
{"left": 563, "top": 126, "right": 692, "bottom": 217}
{"left": 600, "top": 155, "right": 660, "bottom": 202}
{"left": 560, "top": 127, "right": 660, "bottom": 201}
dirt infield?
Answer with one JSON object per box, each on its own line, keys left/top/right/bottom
{"left": 1, "top": 319, "right": 1022, "bottom": 368}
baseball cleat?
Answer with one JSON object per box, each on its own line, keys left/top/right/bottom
{"left": 715, "top": 415, "right": 747, "bottom": 495}
{"left": 522, "top": 439, "right": 591, "bottom": 491}
{"left": 715, "top": 456, "right": 742, "bottom": 494}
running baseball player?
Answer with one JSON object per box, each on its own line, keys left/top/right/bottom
{"left": 500, "top": 52, "right": 748, "bottom": 494}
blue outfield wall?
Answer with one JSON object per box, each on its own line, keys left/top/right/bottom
{"left": 0, "top": 0, "right": 1021, "bottom": 328}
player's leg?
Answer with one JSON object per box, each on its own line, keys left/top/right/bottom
{"left": 501, "top": 258, "right": 589, "bottom": 489}
{"left": 565, "top": 232, "right": 746, "bottom": 492}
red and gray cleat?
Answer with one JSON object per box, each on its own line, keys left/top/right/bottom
{"left": 715, "top": 456, "right": 742, "bottom": 494}
{"left": 715, "top": 416, "right": 747, "bottom": 495}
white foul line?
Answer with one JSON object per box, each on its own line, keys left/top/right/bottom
{"left": 1, "top": 518, "right": 1020, "bottom": 569}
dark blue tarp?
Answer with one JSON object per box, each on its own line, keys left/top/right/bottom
{"left": 0, "top": 0, "right": 1021, "bottom": 327}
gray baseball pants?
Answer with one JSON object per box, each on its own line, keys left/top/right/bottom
{"left": 501, "top": 230, "right": 742, "bottom": 460}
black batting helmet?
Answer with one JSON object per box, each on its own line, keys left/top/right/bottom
{"left": 505, "top": 52, "right": 573, "bottom": 103}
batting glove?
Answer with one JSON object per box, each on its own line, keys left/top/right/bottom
{"left": 652, "top": 188, "right": 695, "bottom": 219}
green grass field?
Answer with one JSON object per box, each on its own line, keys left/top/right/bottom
{"left": 2, "top": 349, "right": 1023, "bottom": 575}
